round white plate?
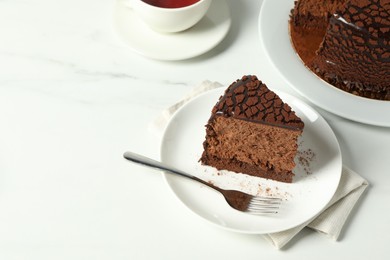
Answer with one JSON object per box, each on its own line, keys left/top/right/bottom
{"left": 113, "top": 0, "right": 231, "bottom": 61}
{"left": 258, "top": 0, "right": 390, "bottom": 127}
{"left": 160, "top": 88, "right": 342, "bottom": 234}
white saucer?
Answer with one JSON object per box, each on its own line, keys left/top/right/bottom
{"left": 160, "top": 88, "right": 342, "bottom": 234}
{"left": 113, "top": 0, "right": 231, "bottom": 61}
{"left": 259, "top": 0, "right": 390, "bottom": 127}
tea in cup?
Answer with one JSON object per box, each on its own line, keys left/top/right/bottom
{"left": 127, "top": 0, "right": 212, "bottom": 33}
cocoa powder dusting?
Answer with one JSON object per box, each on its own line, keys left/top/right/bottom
{"left": 297, "top": 148, "right": 316, "bottom": 175}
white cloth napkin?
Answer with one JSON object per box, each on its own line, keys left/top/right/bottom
{"left": 150, "top": 80, "right": 369, "bottom": 249}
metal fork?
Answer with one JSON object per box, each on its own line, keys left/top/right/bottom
{"left": 123, "top": 151, "right": 281, "bottom": 215}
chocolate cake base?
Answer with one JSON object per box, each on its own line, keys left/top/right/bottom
{"left": 201, "top": 156, "right": 294, "bottom": 183}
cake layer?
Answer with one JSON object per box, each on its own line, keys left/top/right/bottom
{"left": 201, "top": 116, "right": 300, "bottom": 183}
{"left": 201, "top": 155, "right": 294, "bottom": 183}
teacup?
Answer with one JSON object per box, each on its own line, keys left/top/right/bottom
{"left": 126, "top": 0, "right": 212, "bottom": 33}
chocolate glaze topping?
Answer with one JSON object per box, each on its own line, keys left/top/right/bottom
{"left": 211, "top": 75, "right": 304, "bottom": 130}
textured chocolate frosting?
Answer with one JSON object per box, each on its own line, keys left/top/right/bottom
{"left": 311, "top": 0, "right": 390, "bottom": 100}
{"left": 211, "top": 75, "right": 304, "bottom": 130}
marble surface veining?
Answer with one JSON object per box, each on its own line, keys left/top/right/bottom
{"left": 0, "top": 0, "right": 390, "bottom": 259}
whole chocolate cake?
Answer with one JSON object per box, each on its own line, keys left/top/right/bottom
{"left": 290, "top": 0, "right": 390, "bottom": 100}
{"left": 200, "top": 75, "right": 304, "bottom": 183}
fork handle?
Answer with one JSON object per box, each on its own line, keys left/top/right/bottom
{"left": 123, "top": 151, "right": 219, "bottom": 190}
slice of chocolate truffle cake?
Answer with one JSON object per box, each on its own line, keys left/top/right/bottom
{"left": 200, "top": 75, "right": 304, "bottom": 183}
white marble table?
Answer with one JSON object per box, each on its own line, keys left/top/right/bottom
{"left": 1, "top": 0, "right": 389, "bottom": 259}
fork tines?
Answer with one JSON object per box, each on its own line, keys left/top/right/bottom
{"left": 247, "top": 196, "right": 282, "bottom": 215}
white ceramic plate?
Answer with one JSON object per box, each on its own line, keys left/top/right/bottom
{"left": 113, "top": 0, "right": 231, "bottom": 61}
{"left": 258, "top": 0, "right": 390, "bottom": 127}
{"left": 160, "top": 88, "right": 342, "bottom": 234}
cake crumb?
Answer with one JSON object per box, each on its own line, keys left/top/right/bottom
{"left": 297, "top": 148, "right": 316, "bottom": 175}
